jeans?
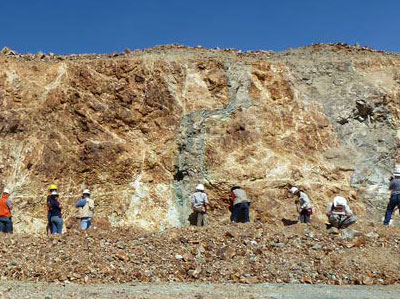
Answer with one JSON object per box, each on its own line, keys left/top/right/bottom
{"left": 0, "top": 217, "right": 13, "bottom": 233}
{"left": 299, "top": 209, "right": 311, "bottom": 223}
{"left": 80, "top": 217, "right": 92, "bottom": 230}
{"left": 384, "top": 194, "right": 400, "bottom": 225}
{"left": 50, "top": 216, "right": 63, "bottom": 234}
{"left": 232, "top": 202, "right": 250, "bottom": 223}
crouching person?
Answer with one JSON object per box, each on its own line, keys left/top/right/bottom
{"left": 76, "top": 189, "right": 94, "bottom": 230}
{"left": 326, "top": 196, "right": 357, "bottom": 229}
{"left": 190, "top": 184, "right": 208, "bottom": 226}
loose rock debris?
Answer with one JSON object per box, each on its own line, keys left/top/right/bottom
{"left": 1, "top": 222, "right": 400, "bottom": 285}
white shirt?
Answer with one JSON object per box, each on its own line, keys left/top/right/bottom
{"left": 299, "top": 192, "right": 312, "bottom": 210}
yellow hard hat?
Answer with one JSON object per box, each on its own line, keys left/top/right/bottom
{"left": 48, "top": 184, "right": 57, "bottom": 190}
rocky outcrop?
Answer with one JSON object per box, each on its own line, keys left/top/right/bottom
{"left": 1, "top": 44, "right": 400, "bottom": 232}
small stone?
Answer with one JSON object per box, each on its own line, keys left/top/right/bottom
{"left": 175, "top": 254, "right": 184, "bottom": 260}
{"left": 311, "top": 244, "right": 322, "bottom": 250}
{"left": 305, "top": 232, "right": 315, "bottom": 238}
{"left": 366, "top": 232, "right": 379, "bottom": 239}
{"left": 271, "top": 242, "right": 284, "bottom": 248}
{"left": 327, "top": 227, "right": 339, "bottom": 235}
{"left": 301, "top": 275, "right": 313, "bottom": 284}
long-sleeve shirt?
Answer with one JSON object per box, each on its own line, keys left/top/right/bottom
{"left": 49, "top": 198, "right": 62, "bottom": 217}
{"left": 389, "top": 178, "right": 400, "bottom": 195}
{"left": 298, "top": 192, "right": 312, "bottom": 210}
{"left": 191, "top": 191, "right": 208, "bottom": 211}
{"left": 325, "top": 203, "right": 353, "bottom": 216}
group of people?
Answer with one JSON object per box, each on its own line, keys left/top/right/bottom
{"left": 289, "top": 186, "right": 357, "bottom": 229}
{"left": 190, "top": 184, "right": 252, "bottom": 226}
{"left": 190, "top": 181, "right": 358, "bottom": 229}
{"left": 2, "top": 167, "right": 400, "bottom": 233}
{"left": 0, "top": 184, "right": 95, "bottom": 234}
{"left": 46, "top": 184, "right": 95, "bottom": 234}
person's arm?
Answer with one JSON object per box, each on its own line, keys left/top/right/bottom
{"left": 299, "top": 195, "right": 307, "bottom": 211}
{"left": 325, "top": 204, "right": 332, "bottom": 216}
{"left": 204, "top": 194, "right": 209, "bottom": 206}
{"left": 345, "top": 205, "right": 353, "bottom": 216}
{"left": 389, "top": 180, "right": 394, "bottom": 190}
{"left": 190, "top": 194, "right": 195, "bottom": 208}
{"left": 231, "top": 192, "right": 236, "bottom": 204}
{"left": 88, "top": 199, "right": 94, "bottom": 210}
{"left": 6, "top": 199, "right": 12, "bottom": 211}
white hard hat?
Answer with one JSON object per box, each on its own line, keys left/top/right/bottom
{"left": 51, "top": 190, "right": 59, "bottom": 196}
{"left": 290, "top": 187, "right": 299, "bottom": 194}
{"left": 196, "top": 184, "right": 205, "bottom": 191}
{"left": 333, "top": 196, "right": 347, "bottom": 207}
{"left": 83, "top": 189, "right": 91, "bottom": 195}
{"left": 3, "top": 188, "right": 10, "bottom": 194}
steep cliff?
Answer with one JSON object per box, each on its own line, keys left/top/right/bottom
{"left": 1, "top": 44, "right": 400, "bottom": 232}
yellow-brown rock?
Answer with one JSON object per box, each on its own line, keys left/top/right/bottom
{"left": 1, "top": 43, "right": 400, "bottom": 232}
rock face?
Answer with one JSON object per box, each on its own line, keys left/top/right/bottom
{"left": 1, "top": 44, "right": 400, "bottom": 232}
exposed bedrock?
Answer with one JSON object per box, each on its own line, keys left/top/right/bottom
{"left": 1, "top": 44, "right": 400, "bottom": 232}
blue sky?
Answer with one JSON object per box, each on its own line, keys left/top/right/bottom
{"left": 0, "top": 0, "right": 399, "bottom": 54}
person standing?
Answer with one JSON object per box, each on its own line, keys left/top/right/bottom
{"left": 325, "top": 196, "right": 357, "bottom": 229}
{"left": 76, "top": 189, "right": 95, "bottom": 230}
{"left": 46, "top": 184, "right": 58, "bottom": 234}
{"left": 231, "top": 186, "right": 251, "bottom": 223}
{"left": 190, "top": 184, "right": 209, "bottom": 226}
{"left": 0, "top": 189, "right": 13, "bottom": 233}
{"left": 290, "top": 187, "right": 312, "bottom": 223}
{"left": 49, "top": 191, "right": 63, "bottom": 234}
{"left": 384, "top": 167, "right": 400, "bottom": 225}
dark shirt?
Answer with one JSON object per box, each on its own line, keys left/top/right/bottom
{"left": 389, "top": 178, "right": 400, "bottom": 195}
{"left": 49, "top": 198, "right": 62, "bottom": 217}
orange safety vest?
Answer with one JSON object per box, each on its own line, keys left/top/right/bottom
{"left": 0, "top": 195, "right": 11, "bottom": 217}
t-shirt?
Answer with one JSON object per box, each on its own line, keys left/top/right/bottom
{"left": 389, "top": 178, "right": 400, "bottom": 195}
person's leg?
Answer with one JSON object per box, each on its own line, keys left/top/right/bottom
{"left": 329, "top": 215, "right": 340, "bottom": 228}
{"left": 341, "top": 216, "right": 357, "bottom": 228}
{"left": 50, "top": 217, "right": 57, "bottom": 234}
{"left": 305, "top": 213, "right": 311, "bottom": 223}
{"left": 384, "top": 196, "right": 397, "bottom": 225}
{"left": 87, "top": 218, "right": 92, "bottom": 229}
{"left": 202, "top": 214, "right": 207, "bottom": 226}
{"left": 57, "top": 217, "right": 63, "bottom": 234}
{"left": 397, "top": 195, "right": 400, "bottom": 217}
{"left": 196, "top": 212, "right": 203, "bottom": 226}
{"left": 47, "top": 213, "right": 53, "bottom": 234}
{"left": 243, "top": 202, "right": 250, "bottom": 223}
{"left": 0, "top": 218, "right": 5, "bottom": 233}
{"left": 236, "top": 203, "right": 244, "bottom": 223}
{"left": 81, "top": 218, "right": 88, "bottom": 230}
{"left": 299, "top": 211, "right": 306, "bottom": 223}
{"left": 5, "top": 218, "right": 13, "bottom": 233}
{"left": 232, "top": 204, "right": 239, "bottom": 223}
